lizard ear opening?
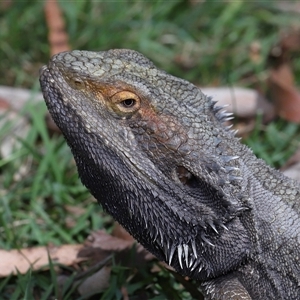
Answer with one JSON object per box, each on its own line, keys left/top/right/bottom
{"left": 175, "top": 166, "right": 199, "bottom": 188}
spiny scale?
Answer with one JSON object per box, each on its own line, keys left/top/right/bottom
{"left": 208, "top": 220, "right": 219, "bottom": 234}
{"left": 225, "top": 166, "right": 240, "bottom": 173}
{"left": 191, "top": 240, "right": 197, "bottom": 259}
{"left": 221, "top": 155, "right": 239, "bottom": 163}
{"left": 189, "top": 256, "right": 194, "bottom": 268}
{"left": 177, "top": 245, "right": 183, "bottom": 269}
{"left": 191, "top": 259, "right": 199, "bottom": 272}
{"left": 183, "top": 244, "right": 189, "bottom": 267}
{"left": 168, "top": 244, "right": 176, "bottom": 265}
{"left": 201, "top": 233, "right": 215, "bottom": 247}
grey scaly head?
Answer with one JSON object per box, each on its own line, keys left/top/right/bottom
{"left": 40, "top": 49, "right": 300, "bottom": 299}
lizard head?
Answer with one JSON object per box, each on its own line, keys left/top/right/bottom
{"left": 40, "top": 49, "right": 252, "bottom": 280}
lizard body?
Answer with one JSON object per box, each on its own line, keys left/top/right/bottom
{"left": 40, "top": 49, "right": 300, "bottom": 299}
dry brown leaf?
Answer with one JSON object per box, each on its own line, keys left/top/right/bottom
{"left": 269, "top": 63, "right": 300, "bottom": 123}
{"left": 0, "top": 98, "right": 10, "bottom": 109}
{"left": 44, "top": 0, "right": 70, "bottom": 56}
{"left": 76, "top": 230, "right": 154, "bottom": 297}
{"left": 0, "top": 0, "right": 12, "bottom": 10}
{"left": 112, "top": 222, "right": 135, "bottom": 242}
{"left": 0, "top": 244, "right": 84, "bottom": 278}
{"left": 268, "top": 27, "right": 300, "bottom": 123}
{"left": 81, "top": 230, "right": 154, "bottom": 264}
{"left": 77, "top": 266, "right": 111, "bottom": 296}
{"left": 84, "top": 230, "right": 134, "bottom": 252}
{"left": 280, "top": 29, "right": 300, "bottom": 52}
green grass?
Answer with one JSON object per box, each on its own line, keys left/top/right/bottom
{"left": 0, "top": 102, "right": 106, "bottom": 250}
{"left": 245, "top": 117, "right": 300, "bottom": 168}
{"left": 0, "top": 1, "right": 300, "bottom": 299}
{"left": 1, "top": 1, "right": 300, "bottom": 88}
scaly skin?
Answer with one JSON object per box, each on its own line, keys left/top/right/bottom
{"left": 40, "top": 49, "right": 300, "bottom": 299}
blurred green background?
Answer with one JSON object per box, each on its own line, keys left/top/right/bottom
{"left": 1, "top": 0, "right": 300, "bottom": 88}
{"left": 0, "top": 1, "right": 300, "bottom": 299}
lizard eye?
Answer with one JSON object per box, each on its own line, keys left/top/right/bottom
{"left": 121, "top": 99, "right": 136, "bottom": 108}
{"left": 111, "top": 91, "right": 141, "bottom": 115}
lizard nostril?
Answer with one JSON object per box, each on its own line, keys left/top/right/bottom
{"left": 74, "top": 79, "right": 84, "bottom": 87}
{"left": 68, "top": 78, "right": 85, "bottom": 90}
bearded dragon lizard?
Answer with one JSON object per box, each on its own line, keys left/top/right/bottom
{"left": 40, "top": 49, "right": 300, "bottom": 299}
